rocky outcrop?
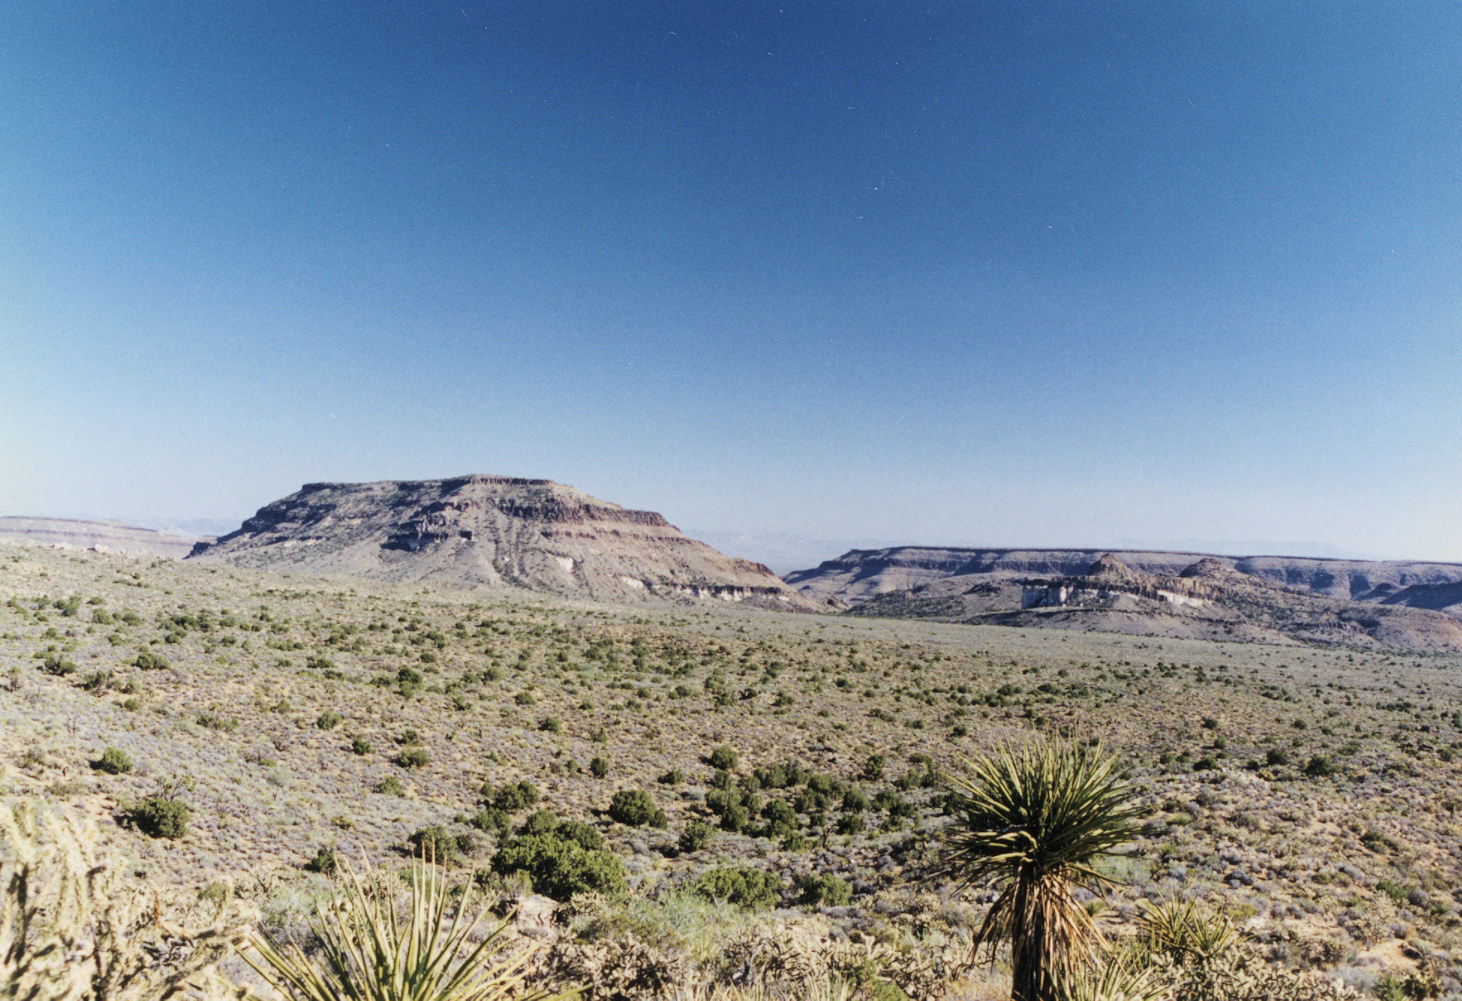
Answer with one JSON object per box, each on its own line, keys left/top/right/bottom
{"left": 787, "top": 546, "right": 1462, "bottom": 618}
{"left": 187, "top": 476, "right": 818, "bottom": 610}
{"left": 0, "top": 517, "right": 204, "bottom": 558}
{"left": 798, "top": 547, "right": 1462, "bottom": 651}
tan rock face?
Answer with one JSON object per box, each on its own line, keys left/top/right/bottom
{"left": 187, "top": 475, "right": 818, "bottom": 610}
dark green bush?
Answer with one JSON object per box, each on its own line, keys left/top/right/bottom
{"left": 538, "top": 716, "right": 562, "bottom": 733}
{"left": 133, "top": 651, "right": 168, "bottom": 671}
{"left": 658, "top": 768, "right": 685, "bottom": 785}
{"left": 398, "top": 747, "right": 430, "bottom": 769}
{"left": 608, "top": 789, "right": 665, "bottom": 827}
{"left": 694, "top": 866, "right": 782, "bottom": 910}
{"left": 469, "top": 807, "right": 511, "bottom": 836}
{"left": 709, "top": 745, "right": 738, "bottom": 771}
{"left": 490, "top": 780, "right": 540, "bottom": 813}
{"left": 92, "top": 747, "right": 133, "bottom": 775}
{"left": 800, "top": 873, "right": 852, "bottom": 907}
{"left": 1305, "top": 755, "right": 1337, "bottom": 777}
{"left": 492, "top": 831, "right": 626, "bottom": 901}
{"left": 408, "top": 825, "right": 474, "bottom": 864}
{"left": 350, "top": 736, "right": 373, "bottom": 755}
{"left": 41, "top": 653, "right": 77, "bottom": 676}
{"left": 719, "top": 803, "right": 749, "bottom": 833}
{"left": 304, "top": 844, "right": 338, "bottom": 874}
{"left": 679, "top": 821, "right": 715, "bottom": 854}
{"left": 1266, "top": 748, "right": 1291, "bottom": 767}
{"left": 129, "top": 796, "right": 190, "bottom": 839}
{"left": 759, "top": 799, "right": 798, "bottom": 839}
{"left": 589, "top": 756, "right": 609, "bottom": 778}
{"left": 316, "top": 711, "right": 343, "bottom": 730}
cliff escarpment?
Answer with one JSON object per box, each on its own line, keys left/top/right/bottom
{"left": 188, "top": 476, "right": 816, "bottom": 610}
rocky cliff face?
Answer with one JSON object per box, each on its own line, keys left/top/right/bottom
{"left": 0, "top": 517, "right": 203, "bottom": 558}
{"left": 788, "top": 546, "right": 1462, "bottom": 616}
{"left": 790, "top": 547, "right": 1462, "bottom": 651}
{"left": 187, "top": 476, "right": 817, "bottom": 610}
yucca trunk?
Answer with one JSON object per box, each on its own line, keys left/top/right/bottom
{"left": 1008, "top": 867, "right": 1049, "bottom": 1001}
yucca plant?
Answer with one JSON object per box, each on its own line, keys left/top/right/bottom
{"left": 1054, "top": 956, "right": 1168, "bottom": 1001}
{"left": 940, "top": 738, "right": 1141, "bottom": 1001}
{"left": 244, "top": 854, "right": 568, "bottom": 1001}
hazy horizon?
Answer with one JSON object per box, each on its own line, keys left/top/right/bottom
{"left": 6, "top": 4, "right": 1461, "bottom": 562}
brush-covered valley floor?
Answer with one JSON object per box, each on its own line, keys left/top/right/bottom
{"left": 3, "top": 541, "right": 1461, "bottom": 998}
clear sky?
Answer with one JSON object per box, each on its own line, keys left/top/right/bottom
{"left": 4, "top": 2, "right": 1461, "bottom": 567}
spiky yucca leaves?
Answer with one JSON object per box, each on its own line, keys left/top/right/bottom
{"left": 245, "top": 854, "right": 567, "bottom": 1001}
{"left": 940, "top": 739, "right": 1141, "bottom": 1001}
{"left": 1136, "top": 898, "right": 1239, "bottom": 970}
{"left": 1055, "top": 957, "right": 1167, "bottom": 1001}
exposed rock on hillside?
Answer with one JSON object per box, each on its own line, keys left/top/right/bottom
{"left": 789, "top": 547, "right": 1462, "bottom": 651}
{"left": 0, "top": 517, "right": 203, "bottom": 558}
{"left": 187, "top": 476, "right": 817, "bottom": 610}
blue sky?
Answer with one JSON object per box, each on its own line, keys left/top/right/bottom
{"left": 4, "top": 2, "right": 1461, "bottom": 567}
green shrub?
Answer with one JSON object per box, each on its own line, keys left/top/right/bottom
{"left": 1305, "top": 755, "right": 1337, "bottom": 777}
{"left": 316, "top": 711, "right": 343, "bottom": 730}
{"left": 133, "top": 651, "right": 169, "bottom": 670}
{"left": 376, "top": 775, "right": 404, "bottom": 795}
{"left": 128, "top": 796, "right": 190, "bottom": 839}
{"left": 800, "top": 873, "right": 852, "bottom": 907}
{"left": 694, "top": 866, "right": 782, "bottom": 910}
{"left": 350, "top": 736, "right": 373, "bottom": 755}
{"left": 709, "top": 745, "right": 739, "bottom": 771}
{"left": 590, "top": 756, "right": 609, "bottom": 778}
{"left": 469, "top": 807, "right": 511, "bottom": 836}
{"left": 490, "top": 780, "right": 539, "bottom": 813}
{"left": 41, "top": 653, "right": 77, "bottom": 676}
{"left": 608, "top": 789, "right": 665, "bottom": 827}
{"left": 538, "top": 716, "right": 562, "bottom": 733}
{"left": 679, "top": 821, "right": 715, "bottom": 854}
{"left": 408, "top": 826, "right": 474, "bottom": 864}
{"left": 491, "top": 830, "right": 626, "bottom": 901}
{"left": 658, "top": 768, "right": 685, "bottom": 785}
{"left": 304, "top": 844, "right": 338, "bottom": 874}
{"left": 719, "top": 804, "right": 749, "bottom": 833}
{"left": 398, "top": 748, "right": 430, "bottom": 769}
{"left": 759, "top": 799, "right": 798, "bottom": 839}
{"left": 1266, "top": 747, "right": 1290, "bottom": 767}
{"left": 92, "top": 747, "right": 133, "bottom": 775}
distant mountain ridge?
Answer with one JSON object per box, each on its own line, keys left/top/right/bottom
{"left": 0, "top": 517, "right": 204, "bottom": 558}
{"left": 786, "top": 546, "right": 1462, "bottom": 651}
{"left": 187, "top": 475, "right": 816, "bottom": 610}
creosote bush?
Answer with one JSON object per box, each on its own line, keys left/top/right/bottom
{"left": 92, "top": 747, "right": 134, "bottom": 775}
{"left": 491, "top": 813, "right": 625, "bottom": 901}
{"left": 126, "top": 795, "right": 191, "bottom": 839}
{"left": 694, "top": 866, "right": 783, "bottom": 910}
{"left": 608, "top": 788, "right": 666, "bottom": 828}
{"left": 397, "top": 747, "right": 430, "bottom": 769}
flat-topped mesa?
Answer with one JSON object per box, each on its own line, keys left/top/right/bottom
{"left": 188, "top": 476, "right": 817, "bottom": 610}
